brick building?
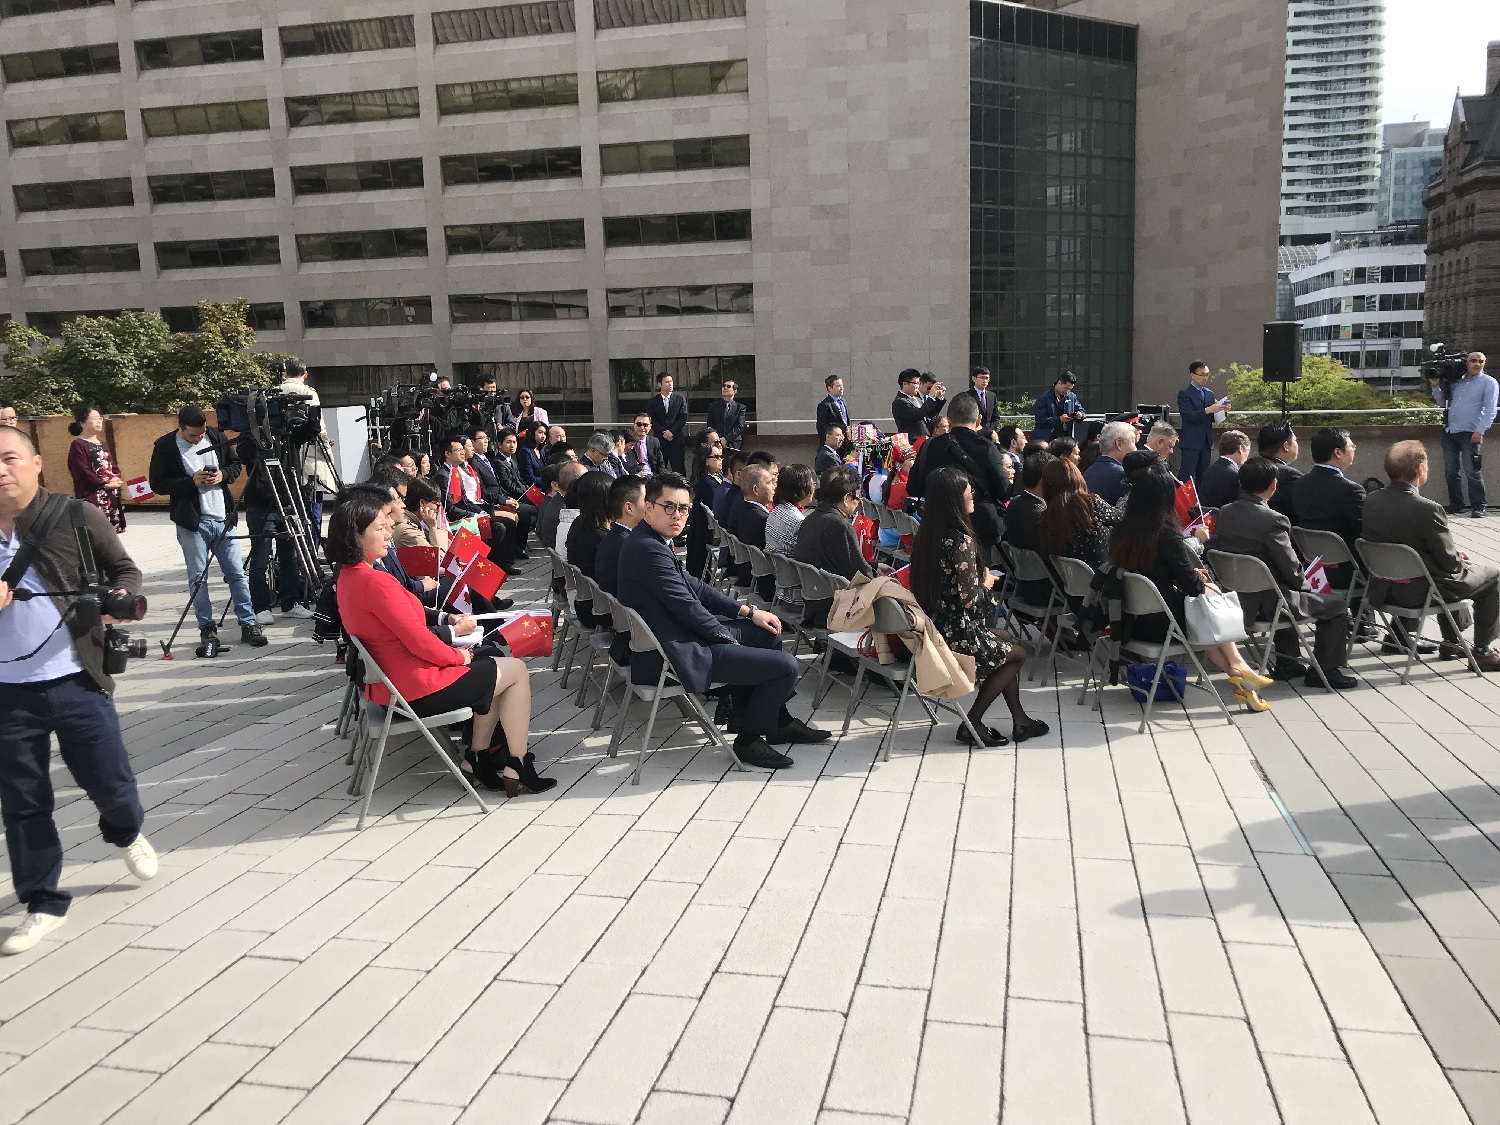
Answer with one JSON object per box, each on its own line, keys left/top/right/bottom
{"left": 1425, "top": 41, "right": 1500, "bottom": 362}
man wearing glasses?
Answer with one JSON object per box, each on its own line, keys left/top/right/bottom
{"left": 0, "top": 402, "right": 18, "bottom": 428}
{"left": 624, "top": 413, "right": 666, "bottom": 476}
{"left": 706, "top": 380, "right": 747, "bottom": 452}
{"left": 619, "top": 473, "right": 829, "bottom": 770}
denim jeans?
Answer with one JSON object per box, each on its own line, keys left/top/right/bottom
{"left": 177, "top": 516, "right": 256, "bottom": 629}
{"left": 245, "top": 504, "right": 303, "bottom": 612}
{"left": 1441, "top": 430, "right": 1486, "bottom": 512}
{"left": 0, "top": 674, "right": 144, "bottom": 916}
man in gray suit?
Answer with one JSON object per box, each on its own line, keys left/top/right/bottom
{"left": 1216, "top": 458, "right": 1355, "bottom": 689}
{"left": 1363, "top": 441, "right": 1500, "bottom": 671}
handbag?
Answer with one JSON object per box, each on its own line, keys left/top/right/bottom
{"left": 1126, "top": 661, "right": 1188, "bottom": 703}
{"left": 1184, "top": 590, "right": 1248, "bottom": 646}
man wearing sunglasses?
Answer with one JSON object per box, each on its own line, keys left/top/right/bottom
{"left": 618, "top": 473, "right": 829, "bottom": 770}
{"left": 624, "top": 413, "right": 666, "bottom": 477}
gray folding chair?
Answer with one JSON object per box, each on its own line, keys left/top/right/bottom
{"left": 874, "top": 504, "right": 909, "bottom": 566}
{"left": 1037, "top": 556, "right": 1095, "bottom": 685}
{"left": 699, "top": 503, "right": 726, "bottom": 585}
{"left": 745, "top": 544, "right": 779, "bottom": 611}
{"left": 769, "top": 551, "right": 804, "bottom": 610}
{"left": 724, "top": 533, "right": 753, "bottom": 597}
{"left": 1291, "top": 527, "right": 1367, "bottom": 606}
{"left": 1003, "top": 547, "right": 1066, "bottom": 677}
{"left": 1207, "top": 549, "right": 1335, "bottom": 693}
{"left": 546, "top": 547, "right": 575, "bottom": 674}
{"left": 591, "top": 590, "right": 632, "bottom": 731}
{"left": 1078, "top": 572, "right": 1234, "bottom": 732}
{"left": 799, "top": 565, "right": 854, "bottom": 703}
{"left": 571, "top": 572, "right": 617, "bottom": 707}
{"left": 346, "top": 636, "right": 489, "bottom": 830}
{"left": 553, "top": 561, "right": 588, "bottom": 688}
{"left": 607, "top": 605, "right": 746, "bottom": 784}
{"left": 1354, "top": 538, "right": 1483, "bottom": 682}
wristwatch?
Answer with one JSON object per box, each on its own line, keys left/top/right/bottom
{"left": 739, "top": 603, "right": 752, "bottom": 619}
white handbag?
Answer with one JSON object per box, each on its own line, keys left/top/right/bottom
{"left": 1184, "top": 590, "right": 1248, "bottom": 646}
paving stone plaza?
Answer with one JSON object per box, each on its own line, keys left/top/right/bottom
{"left": 3, "top": 510, "right": 1500, "bottom": 1125}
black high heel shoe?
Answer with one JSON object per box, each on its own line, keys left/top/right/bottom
{"left": 465, "top": 747, "right": 515, "bottom": 795}
{"left": 514, "top": 753, "right": 558, "bottom": 794}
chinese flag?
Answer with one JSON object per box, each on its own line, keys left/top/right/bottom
{"left": 1174, "top": 477, "right": 1201, "bottom": 526}
{"left": 499, "top": 612, "right": 554, "bottom": 658}
{"left": 852, "top": 513, "right": 877, "bottom": 563}
{"left": 124, "top": 477, "right": 154, "bottom": 502}
{"left": 397, "top": 545, "right": 439, "bottom": 578}
{"left": 440, "top": 527, "right": 486, "bottom": 577}
{"left": 477, "top": 514, "right": 492, "bottom": 541}
{"left": 463, "top": 556, "right": 508, "bottom": 600}
{"left": 524, "top": 485, "right": 546, "bottom": 507}
{"left": 892, "top": 564, "right": 911, "bottom": 590}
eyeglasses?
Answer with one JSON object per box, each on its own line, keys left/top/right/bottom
{"left": 650, "top": 500, "right": 692, "bottom": 517}
{"left": 706, "top": 453, "right": 723, "bottom": 460}
{"left": 634, "top": 421, "right": 651, "bottom": 429}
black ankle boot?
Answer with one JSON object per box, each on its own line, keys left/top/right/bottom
{"left": 468, "top": 747, "right": 511, "bottom": 794}
{"left": 515, "top": 752, "right": 557, "bottom": 794}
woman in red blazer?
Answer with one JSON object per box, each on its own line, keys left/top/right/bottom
{"left": 330, "top": 491, "right": 553, "bottom": 796}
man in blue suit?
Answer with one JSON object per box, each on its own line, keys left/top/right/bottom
{"left": 1176, "top": 361, "right": 1226, "bottom": 483}
{"left": 618, "top": 474, "right": 829, "bottom": 770}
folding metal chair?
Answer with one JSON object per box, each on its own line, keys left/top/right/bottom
{"left": 699, "top": 502, "right": 726, "bottom": 585}
{"left": 552, "top": 561, "right": 588, "bottom": 688}
{"left": 346, "top": 636, "right": 489, "bottom": 830}
{"left": 607, "top": 605, "right": 746, "bottom": 784}
{"left": 724, "top": 533, "right": 753, "bottom": 597}
{"left": 1207, "top": 549, "right": 1335, "bottom": 692}
{"left": 745, "top": 544, "right": 779, "bottom": 611}
{"left": 571, "top": 572, "right": 616, "bottom": 707}
{"left": 1354, "top": 538, "right": 1483, "bottom": 683}
{"left": 1291, "top": 527, "right": 1368, "bottom": 606}
{"left": 546, "top": 547, "right": 574, "bottom": 673}
{"left": 1078, "top": 572, "right": 1235, "bottom": 732}
{"left": 1002, "top": 547, "right": 1067, "bottom": 676}
{"left": 874, "top": 504, "right": 909, "bottom": 566}
{"left": 1037, "top": 555, "right": 1095, "bottom": 685}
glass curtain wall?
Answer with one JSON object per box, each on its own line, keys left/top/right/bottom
{"left": 970, "top": 1, "right": 1137, "bottom": 410}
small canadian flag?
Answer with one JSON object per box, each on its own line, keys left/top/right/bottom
{"left": 124, "top": 477, "right": 153, "bottom": 502}
{"left": 1304, "top": 556, "right": 1331, "bottom": 595}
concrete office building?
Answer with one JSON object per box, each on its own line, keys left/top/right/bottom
{"left": 1378, "top": 121, "right": 1443, "bottom": 227}
{"left": 1288, "top": 224, "right": 1427, "bottom": 389}
{"left": 0, "top": 0, "right": 1284, "bottom": 428}
{"left": 1280, "top": 0, "right": 1383, "bottom": 243}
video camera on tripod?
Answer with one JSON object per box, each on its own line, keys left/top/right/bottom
{"left": 215, "top": 383, "right": 323, "bottom": 452}
{"left": 366, "top": 372, "right": 511, "bottom": 458}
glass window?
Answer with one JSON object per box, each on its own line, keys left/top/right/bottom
{"left": 450, "top": 291, "right": 591, "bottom": 323}
{"left": 431, "top": 3, "right": 574, "bottom": 43}
{"left": 295, "top": 228, "right": 428, "bottom": 263}
{"left": 597, "top": 59, "right": 749, "bottom": 103}
{"left": 291, "top": 159, "right": 424, "bottom": 195}
{"left": 28, "top": 309, "right": 128, "bottom": 337}
{"left": 2, "top": 43, "right": 120, "bottom": 82}
{"left": 155, "top": 237, "right": 281, "bottom": 270}
{"left": 599, "top": 136, "right": 750, "bottom": 176}
{"left": 135, "top": 30, "right": 263, "bottom": 70}
{"left": 301, "top": 297, "right": 433, "bottom": 329}
{"left": 436, "top": 75, "right": 578, "bottom": 115}
{"left": 444, "top": 220, "right": 585, "bottom": 255}
{"left": 439, "top": 147, "right": 583, "bottom": 185}
{"left": 607, "top": 284, "right": 751, "bottom": 316}
{"left": 148, "top": 169, "right": 276, "bottom": 205}
{"left": 602, "top": 209, "right": 751, "bottom": 247}
{"left": 20, "top": 243, "right": 141, "bottom": 276}
{"left": 13, "top": 177, "right": 133, "bottom": 212}
{"left": 8, "top": 111, "right": 127, "bottom": 149}
{"left": 140, "top": 100, "right": 270, "bottom": 138}
{"left": 453, "top": 360, "right": 593, "bottom": 422}
{"left": 1, "top": 0, "right": 113, "bottom": 15}
{"left": 162, "top": 302, "right": 284, "bottom": 333}
{"left": 594, "top": 0, "right": 744, "bottom": 29}
{"left": 610, "top": 354, "right": 755, "bottom": 423}
{"left": 280, "top": 17, "right": 416, "bottom": 58}
{"left": 285, "top": 89, "right": 420, "bottom": 128}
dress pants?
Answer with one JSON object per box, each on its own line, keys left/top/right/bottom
{"left": 0, "top": 675, "right": 144, "bottom": 917}
{"left": 1270, "top": 590, "right": 1351, "bottom": 670}
{"left": 708, "top": 620, "right": 799, "bottom": 738}
{"left": 1180, "top": 444, "right": 1213, "bottom": 484}
{"left": 245, "top": 503, "right": 303, "bottom": 613}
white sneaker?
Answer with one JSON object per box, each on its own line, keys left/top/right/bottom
{"left": 0, "top": 912, "right": 66, "bottom": 955}
{"left": 255, "top": 610, "right": 275, "bottom": 626}
{"left": 124, "top": 835, "right": 158, "bottom": 881}
{"left": 284, "top": 605, "right": 315, "bottom": 620}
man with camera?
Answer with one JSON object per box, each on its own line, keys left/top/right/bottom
{"left": 150, "top": 405, "right": 267, "bottom": 653}
{"left": 0, "top": 426, "right": 157, "bottom": 954}
{"left": 272, "top": 358, "right": 339, "bottom": 546}
{"left": 892, "top": 368, "right": 946, "bottom": 441}
{"left": 1431, "top": 352, "right": 1497, "bottom": 519}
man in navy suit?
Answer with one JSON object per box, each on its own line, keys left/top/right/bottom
{"left": 891, "top": 368, "right": 945, "bottom": 441}
{"left": 959, "top": 366, "right": 1000, "bottom": 434}
{"left": 1081, "top": 420, "right": 1136, "bottom": 505}
{"left": 816, "top": 374, "right": 851, "bottom": 443}
{"left": 1176, "top": 361, "right": 1226, "bottom": 483}
{"left": 617, "top": 474, "right": 829, "bottom": 769}
{"left": 647, "top": 372, "right": 689, "bottom": 473}
{"left": 706, "top": 378, "right": 748, "bottom": 452}
{"left": 624, "top": 412, "right": 667, "bottom": 476}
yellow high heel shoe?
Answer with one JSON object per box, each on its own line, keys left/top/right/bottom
{"left": 1231, "top": 686, "right": 1271, "bottom": 713}
{"left": 1228, "top": 669, "right": 1274, "bottom": 692}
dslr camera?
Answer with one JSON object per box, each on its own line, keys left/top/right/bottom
{"left": 71, "top": 585, "right": 147, "bottom": 674}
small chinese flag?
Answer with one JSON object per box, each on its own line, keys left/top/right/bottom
{"left": 1174, "top": 477, "right": 1201, "bottom": 526}
{"left": 463, "top": 556, "right": 508, "bottom": 600}
{"left": 524, "top": 485, "right": 546, "bottom": 507}
{"left": 1304, "top": 556, "right": 1332, "bottom": 595}
{"left": 125, "top": 477, "right": 154, "bottom": 501}
{"left": 852, "top": 513, "right": 877, "bottom": 563}
{"left": 396, "top": 545, "right": 439, "bottom": 578}
{"left": 477, "top": 514, "right": 492, "bottom": 540}
{"left": 499, "top": 612, "right": 554, "bottom": 658}
{"left": 892, "top": 564, "right": 911, "bottom": 590}
{"left": 440, "top": 527, "right": 486, "bottom": 577}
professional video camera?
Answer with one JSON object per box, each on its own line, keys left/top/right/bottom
{"left": 215, "top": 385, "right": 322, "bottom": 451}
{"left": 1423, "top": 343, "right": 1471, "bottom": 391}
{"left": 366, "top": 372, "right": 512, "bottom": 458}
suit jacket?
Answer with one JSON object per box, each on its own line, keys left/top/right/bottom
{"left": 908, "top": 428, "right": 1011, "bottom": 544}
{"left": 1293, "top": 465, "right": 1364, "bottom": 590}
{"left": 814, "top": 446, "right": 844, "bottom": 477}
{"left": 491, "top": 453, "right": 527, "bottom": 501}
{"left": 618, "top": 522, "right": 743, "bottom": 690}
{"left": 1198, "top": 456, "right": 1242, "bottom": 510}
{"left": 706, "top": 399, "right": 747, "bottom": 450}
{"left": 647, "top": 393, "right": 689, "bottom": 453}
{"left": 816, "top": 394, "right": 850, "bottom": 440}
{"left": 1032, "top": 389, "right": 1083, "bottom": 442}
{"left": 1267, "top": 456, "right": 1302, "bottom": 525}
{"left": 959, "top": 387, "right": 999, "bottom": 432}
{"left": 1082, "top": 454, "right": 1127, "bottom": 505}
{"left": 891, "top": 392, "right": 944, "bottom": 441}
{"left": 596, "top": 522, "right": 630, "bottom": 597}
{"left": 737, "top": 498, "right": 774, "bottom": 597}
{"left": 517, "top": 445, "right": 543, "bottom": 488}
{"left": 1002, "top": 491, "right": 1045, "bottom": 552}
{"left": 1362, "top": 481, "right": 1471, "bottom": 609}
{"left": 338, "top": 562, "right": 465, "bottom": 707}
{"left": 1176, "top": 383, "right": 1220, "bottom": 452}
{"left": 624, "top": 434, "right": 666, "bottom": 476}
{"left": 469, "top": 453, "right": 503, "bottom": 507}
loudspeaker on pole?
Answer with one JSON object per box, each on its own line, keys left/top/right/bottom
{"left": 1262, "top": 322, "right": 1302, "bottom": 382}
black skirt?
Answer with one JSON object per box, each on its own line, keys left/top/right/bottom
{"left": 410, "top": 657, "right": 497, "bottom": 717}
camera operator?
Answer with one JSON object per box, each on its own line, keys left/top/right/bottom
{"left": 0, "top": 426, "right": 157, "bottom": 955}
{"left": 272, "top": 359, "right": 338, "bottom": 546}
{"left": 476, "top": 376, "right": 516, "bottom": 436}
{"left": 1431, "top": 352, "right": 1497, "bottom": 519}
{"left": 236, "top": 429, "right": 309, "bottom": 625}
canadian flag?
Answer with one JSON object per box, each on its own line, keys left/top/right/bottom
{"left": 1304, "top": 556, "right": 1331, "bottom": 595}
{"left": 125, "top": 477, "right": 153, "bottom": 502}
{"left": 449, "top": 585, "right": 473, "bottom": 614}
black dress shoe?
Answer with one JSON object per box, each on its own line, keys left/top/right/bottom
{"left": 1308, "top": 668, "right": 1357, "bottom": 690}
{"left": 1270, "top": 660, "right": 1307, "bottom": 681}
{"left": 775, "top": 717, "right": 832, "bottom": 744}
{"left": 957, "top": 722, "right": 1009, "bottom": 747}
{"left": 1382, "top": 638, "right": 1438, "bottom": 656}
{"left": 1011, "top": 718, "right": 1051, "bottom": 743}
{"left": 733, "top": 735, "right": 793, "bottom": 769}
{"left": 493, "top": 598, "right": 514, "bottom": 611}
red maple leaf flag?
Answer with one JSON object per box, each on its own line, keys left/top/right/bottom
{"left": 124, "top": 477, "right": 154, "bottom": 501}
{"left": 1304, "top": 556, "right": 1331, "bottom": 595}
{"left": 396, "top": 545, "right": 439, "bottom": 578}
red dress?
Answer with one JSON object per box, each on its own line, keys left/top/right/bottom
{"left": 338, "top": 562, "right": 467, "bottom": 706}
{"left": 67, "top": 438, "right": 125, "bottom": 532}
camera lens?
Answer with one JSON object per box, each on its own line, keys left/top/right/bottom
{"left": 103, "top": 591, "right": 147, "bottom": 621}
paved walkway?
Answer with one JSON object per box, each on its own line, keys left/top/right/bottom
{"left": 2, "top": 511, "right": 1499, "bottom": 1124}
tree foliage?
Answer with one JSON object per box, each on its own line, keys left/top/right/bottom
{"left": 0, "top": 300, "right": 282, "bottom": 417}
{"left": 1223, "top": 355, "right": 1441, "bottom": 426}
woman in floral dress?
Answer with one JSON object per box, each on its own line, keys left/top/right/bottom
{"left": 66, "top": 404, "right": 125, "bottom": 532}
{"left": 908, "top": 466, "right": 1047, "bottom": 747}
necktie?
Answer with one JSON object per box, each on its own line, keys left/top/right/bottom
{"left": 638, "top": 441, "right": 649, "bottom": 473}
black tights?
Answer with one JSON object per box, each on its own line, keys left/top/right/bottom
{"left": 969, "top": 632, "right": 1032, "bottom": 726}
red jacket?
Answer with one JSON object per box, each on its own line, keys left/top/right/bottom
{"left": 338, "top": 562, "right": 467, "bottom": 706}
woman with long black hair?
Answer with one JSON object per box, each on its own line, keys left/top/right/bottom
{"left": 1108, "top": 460, "right": 1273, "bottom": 712}
{"left": 565, "top": 469, "right": 612, "bottom": 626}
{"left": 909, "top": 467, "right": 1048, "bottom": 746}
{"left": 516, "top": 421, "right": 546, "bottom": 488}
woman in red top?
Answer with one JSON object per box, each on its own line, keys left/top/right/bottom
{"left": 67, "top": 404, "right": 125, "bottom": 532}
{"left": 330, "top": 491, "right": 553, "bottom": 796}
